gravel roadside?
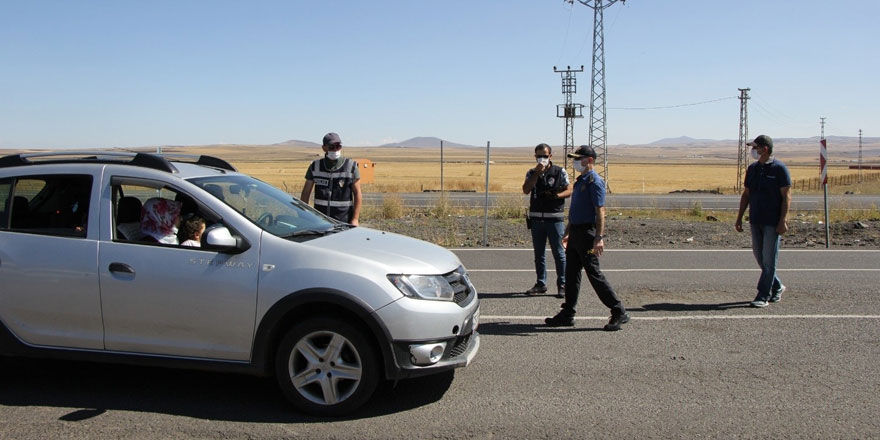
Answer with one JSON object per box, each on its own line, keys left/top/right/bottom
{"left": 362, "top": 215, "right": 880, "bottom": 249}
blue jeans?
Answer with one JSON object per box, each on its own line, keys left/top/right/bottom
{"left": 530, "top": 219, "right": 566, "bottom": 288}
{"left": 750, "top": 223, "right": 784, "bottom": 301}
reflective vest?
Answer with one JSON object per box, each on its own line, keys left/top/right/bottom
{"left": 528, "top": 164, "right": 566, "bottom": 221}
{"left": 311, "top": 158, "right": 357, "bottom": 222}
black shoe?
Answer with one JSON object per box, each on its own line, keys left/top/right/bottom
{"left": 525, "top": 283, "right": 547, "bottom": 295}
{"left": 603, "top": 313, "right": 630, "bottom": 331}
{"left": 545, "top": 311, "right": 574, "bottom": 327}
{"left": 555, "top": 285, "right": 565, "bottom": 299}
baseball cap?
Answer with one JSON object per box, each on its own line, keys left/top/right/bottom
{"left": 322, "top": 132, "right": 342, "bottom": 146}
{"left": 567, "top": 145, "right": 597, "bottom": 159}
{"left": 747, "top": 135, "right": 773, "bottom": 149}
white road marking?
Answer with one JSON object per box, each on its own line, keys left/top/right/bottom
{"left": 482, "top": 314, "right": 880, "bottom": 321}
{"left": 452, "top": 248, "right": 880, "bottom": 252}
{"left": 467, "top": 268, "right": 880, "bottom": 272}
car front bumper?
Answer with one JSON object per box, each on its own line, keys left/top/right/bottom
{"left": 385, "top": 304, "right": 480, "bottom": 379}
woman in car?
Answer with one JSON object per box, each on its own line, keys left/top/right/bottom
{"left": 140, "top": 197, "right": 183, "bottom": 244}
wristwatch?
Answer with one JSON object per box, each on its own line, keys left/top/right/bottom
{"left": 595, "top": 234, "right": 604, "bottom": 240}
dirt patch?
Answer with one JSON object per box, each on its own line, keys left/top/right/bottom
{"left": 362, "top": 215, "right": 880, "bottom": 249}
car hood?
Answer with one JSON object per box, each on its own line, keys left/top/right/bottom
{"left": 301, "top": 226, "right": 462, "bottom": 275}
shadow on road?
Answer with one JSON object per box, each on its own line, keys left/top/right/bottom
{"left": 478, "top": 291, "right": 558, "bottom": 299}
{"left": 478, "top": 321, "right": 604, "bottom": 336}
{"left": 0, "top": 357, "right": 454, "bottom": 423}
{"left": 630, "top": 301, "right": 753, "bottom": 312}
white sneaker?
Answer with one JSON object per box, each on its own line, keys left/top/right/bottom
{"left": 770, "top": 284, "right": 786, "bottom": 303}
{"left": 750, "top": 300, "right": 769, "bottom": 308}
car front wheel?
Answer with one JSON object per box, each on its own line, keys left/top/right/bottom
{"left": 275, "top": 318, "right": 379, "bottom": 416}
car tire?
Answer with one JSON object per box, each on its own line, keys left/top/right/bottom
{"left": 275, "top": 317, "right": 380, "bottom": 417}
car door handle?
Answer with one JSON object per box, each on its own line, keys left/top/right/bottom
{"left": 109, "top": 262, "right": 135, "bottom": 274}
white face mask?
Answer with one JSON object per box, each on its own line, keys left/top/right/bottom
{"left": 573, "top": 160, "right": 586, "bottom": 173}
{"left": 750, "top": 148, "right": 760, "bottom": 160}
{"left": 536, "top": 157, "right": 549, "bottom": 166}
{"left": 326, "top": 150, "right": 342, "bottom": 160}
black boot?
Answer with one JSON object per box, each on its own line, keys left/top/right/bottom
{"left": 603, "top": 313, "right": 630, "bottom": 331}
{"left": 545, "top": 309, "right": 575, "bottom": 327}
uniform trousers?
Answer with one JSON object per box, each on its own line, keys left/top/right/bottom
{"left": 562, "top": 223, "right": 626, "bottom": 316}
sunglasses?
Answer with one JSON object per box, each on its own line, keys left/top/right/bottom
{"left": 535, "top": 155, "right": 549, "bottom": 159}
{"left": 326, "top": 143, "right": 343, "bottom": 151}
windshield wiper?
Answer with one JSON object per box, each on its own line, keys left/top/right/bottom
{"left": 284, "top": 229, "right": 328, "bottom": 238}
{"left": 281, "top": 224, "right": 350, "bottom": 239}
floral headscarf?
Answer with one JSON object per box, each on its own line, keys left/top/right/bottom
{"left": 140, "top": 197, "right": 182, "bottom": 244}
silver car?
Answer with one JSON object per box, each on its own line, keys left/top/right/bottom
{"left": 0, "top": 151, "right": 480, "bottom": 416}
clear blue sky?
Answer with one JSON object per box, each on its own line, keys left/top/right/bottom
{"left": 1, "top": 0, "right": 877, "bottom": 149}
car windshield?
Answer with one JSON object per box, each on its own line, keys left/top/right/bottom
{"left": 188, "top": 174, "right": 342, "bottom": 238}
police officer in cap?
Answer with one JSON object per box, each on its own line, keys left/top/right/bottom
{"left": 545, "top": 145, "right": 629, "bottom": 331}
{"left": 301, "top": 132, "right": 362, "bottom": 225}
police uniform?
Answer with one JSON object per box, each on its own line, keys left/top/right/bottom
{"left": 526, "top": 163, "right": 569, "bottom": 290}
{"left": 563, "top": 169, "right": 626, "bottom": 317}
{"left": 305, "top": 157, "right": 360, "bottom": 222}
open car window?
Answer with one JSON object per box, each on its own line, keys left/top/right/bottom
{"left": 111, "top": 180, "right": 216, "bottom": 249}
{"left": 188, "top": 175, "right": 337, "bottom": 238}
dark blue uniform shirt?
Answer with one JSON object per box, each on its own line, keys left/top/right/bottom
{"left": 569, "top": 170, "right": 605, "bottom": 225}
{"left": 744, "top": 158, "right": 792, "bottom": 226}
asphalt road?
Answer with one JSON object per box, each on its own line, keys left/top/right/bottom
{"left": 363, "top": 192, "right": 880, "bottom": 211}
{"left": 1, "top": 249, "right": 878, "bottom": 439}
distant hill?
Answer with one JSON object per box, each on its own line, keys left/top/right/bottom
{"left": 381, "top": 137, "right": 476, "bottom": 148}
{"left": 644, "top": 135, "right": 880, "bottom": 147}
{"left": 274, "top": 139, "right": 321, "bottom": 147}
{"left": 649, "top": 136, "right": 726, "bottom": 145}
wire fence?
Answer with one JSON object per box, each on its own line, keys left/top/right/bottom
{"left": 792, "top": 171, "right": 880, "bottom": 192}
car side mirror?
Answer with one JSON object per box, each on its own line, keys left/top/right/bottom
{"left": 203, "top": 225, "right": 250, "bottom": 254}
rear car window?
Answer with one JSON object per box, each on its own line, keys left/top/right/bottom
{"left": 8, "top": 175, "right": 92, "bottom": 237}
{"left": 0, "top": 178, "right": 11, "bottom": 229}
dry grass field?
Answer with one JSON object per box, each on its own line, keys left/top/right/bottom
{"left": 3, "top": 144, "right": 877, "bottom": 196}
{"left": 159, "top": 145, "right": 879, "bottom": 196}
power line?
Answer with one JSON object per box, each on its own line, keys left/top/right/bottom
{"left": 752, "top": 96, "right": 796, "bottom": 123}
{"left": 556, "top": 2, "right": 575, "bottom": 66}
{"left": 609, "top": 96, "right": 736, "bottom": 111}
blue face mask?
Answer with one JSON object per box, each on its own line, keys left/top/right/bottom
{"left": 750, "top": 148, "right": 760, "bottom": 160}
{"left": 573, "top": 160, "right": 586, "bottom": 173}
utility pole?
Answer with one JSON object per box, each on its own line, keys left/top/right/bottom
{"left": 736, "top": 88, "right": 750, "bottom": 192}
{"left": 440, "top": 140, "right": 445, "bottom": 193}
{"left": 858, "top": 129, "right": 863, "bottom": 183}
{"left": 564, "top": 0, "right": 626, "bottom": 191}
{"left": 554, "top": 65, "right": 585, "bottom": 171}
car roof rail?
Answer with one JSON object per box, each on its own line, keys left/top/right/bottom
{"left": 0, "top": 151, "right": 178, "bottom": 173}
{"left": 0, "top": 150, "right": 236, "bottom": 173}
{"left": 154, "top": 153, "right": 238, "bottom": 172}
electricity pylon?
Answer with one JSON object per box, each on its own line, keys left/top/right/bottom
{"left": 564, "top": 0, "right": 626, "bottom": 191}
{"left": 554, "top": 65, "right": 584, "bottom": 171}
{"left": 736, "top": 88, "right": 750, "bottom": 192}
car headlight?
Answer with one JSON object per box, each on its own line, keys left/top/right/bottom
{"left": 388, "top": 274, "right": 455, "bottom": 301}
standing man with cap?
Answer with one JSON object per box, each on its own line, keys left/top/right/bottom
{"left": 545, "top": 145, "right": 629, "bottom": 331}
{"left": 301, "top": 132, "right": 362, "bottom": 225}
{"left": 522, "top": 143, "right": 572, "bottom": 298}
{"left": 735, "top": 134, "right": 791, "bottom": 308}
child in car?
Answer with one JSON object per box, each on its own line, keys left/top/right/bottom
{"left": 179, "top": 214, "right": 206, "bottom": 247}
